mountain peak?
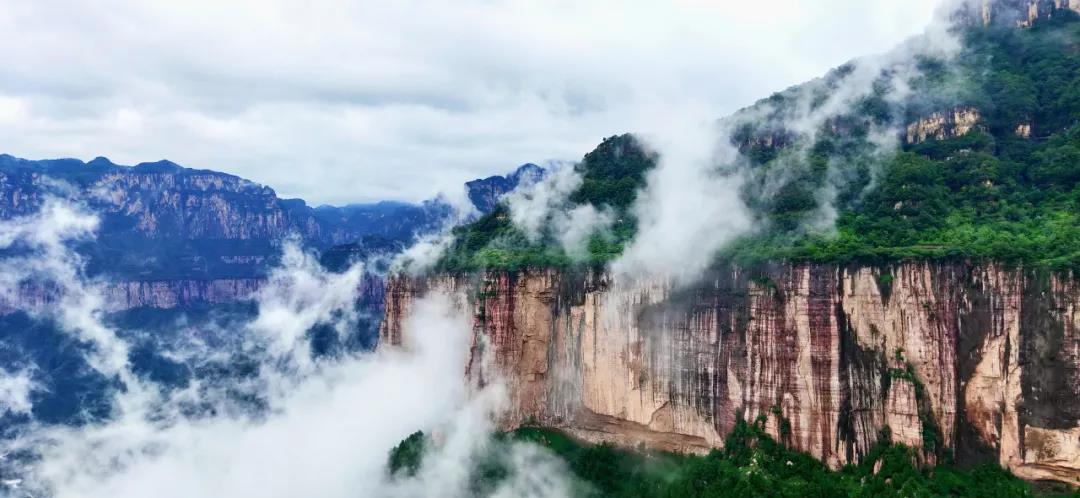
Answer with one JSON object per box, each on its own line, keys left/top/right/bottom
{"left": 87, "top": 156, "right": 116, "bottom": 168}
{"left": 465, "top": 163, "right": 548, "bottom": 213}
{"left": 508, "top": 163, "right": 545, "bottom": 186}
{"left": 133, "top": 159, "right": 183, "bottom": 173}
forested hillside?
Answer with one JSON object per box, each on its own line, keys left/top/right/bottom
{"left": 438, "top": 13, "right": 1080, "bottom": 271}
{"left": 388, "top": 424, "right": 1080, "bottom": 497}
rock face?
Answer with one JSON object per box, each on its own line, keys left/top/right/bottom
{"left": 0, "top": 279, "right": 263, "bottom": 314}
{"left": 381, "top": 263, "right": 1080, "bottom": 485}
{"left": 905, "top": 107, "right": 982, "bottom": 145}
{"left": 953, "top": 0, "right": 1080, "bottom": 28}
{"left": 0, "top": 274, "right": 386, "bottom": 315}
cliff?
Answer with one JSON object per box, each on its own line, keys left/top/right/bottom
{"left": 380, "top": 263, "right": 1080, "bottom": 485}
{"left": 905, "top": 107, "right": 983, "bottom": 144}
{"left": 956, "top": 0, "right": 1080, "bottom": 28}
{"left": 0, "top": 274, "right": 385, "bottom": 315}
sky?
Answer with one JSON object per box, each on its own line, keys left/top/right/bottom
{"left": 0, "top": 0, "right": 942, "bottom": 205}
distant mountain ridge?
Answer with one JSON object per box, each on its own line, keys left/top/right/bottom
{"left": 466, "top": 163, "right": 545, "bottom": 213}
{"left": 0, "top": 155, "right": 546, "bottom": 428}
{"left": 0, "top": 153, "right": 543, "bottom": 281}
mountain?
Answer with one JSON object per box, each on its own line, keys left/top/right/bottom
{"left": 0, "top": 155, "right": 542, "bottom": 427}
{"left": 466, "top": 163, "right": 546, "bottom": 213}
{"left": 441, "top": 1, "right": 1080, "bottom": 271}
{"left": 382, "top": 3, "right": 1080, "bottom": 489}
{"left": 0, "top": 154, "right": 543, "bottom": 281}
{"left": 3, "top": 0, "right": 1080, "bottom": 493}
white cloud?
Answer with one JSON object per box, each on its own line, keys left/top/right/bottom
{"left": 391, "top": 186, "right": 480, "bottom": 275}
{"left": 610, "top": 4, "right": 965, "bottom": 282}
{"left": 0, "top": 0, "right": 941, "bottom": 205}
{"left": 15, "top": 292, "right": 466, "bottom": 498}
{"left": 505, "top": 165, "right": 583, "bottom": 243}
{"left": 13, "top": 288, "right": 572, "bottom": 498}
{"left": 0, "top": 370, "right": 35, "bottom": 416}
{"left": 0, "top": 200, "right": 572, "bottom": 497}
{"left": 609, "top": 100, "right": 753, "bottom": 282}
{"left": 0, "top": 198, "right": 136, "bottom": 378}
{"left": 247, "top": 239, "right": 367, "bottom": 368}
{"left": 556, "top": 204, "right": 614, "bottom": 260}
{"left": 502, "top": 164, "right": 615, "bottom": 260}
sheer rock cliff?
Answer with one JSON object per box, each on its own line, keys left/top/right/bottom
{"left": 381, "top": 263, "right": 1080, "bottom": 485}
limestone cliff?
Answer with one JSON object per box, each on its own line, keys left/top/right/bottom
{"left": 0, "top": 274, "right": 384, "bottom": 315}
{"left": 381, "top": 263, "right": 1080, "bottom": 485}
{"left": 956, "top": 0, "right": 1080, "bottom": 28}
{"left": 905, "top": 107, "right": 982, "bottom": 144}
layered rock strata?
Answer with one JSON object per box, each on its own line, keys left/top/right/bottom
{"left": 0, "top": 274, "right": 384, "bottom": 314}
{"left": 381, "top": 263, "right": 1080, "bottom": 485}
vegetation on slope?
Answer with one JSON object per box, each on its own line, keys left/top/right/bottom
{"left": 387, "top": 419, "right": 1079, "bottom": 497}
{"left": 436, "top": 134, "right": 656, "bottom": 271}
{"left": 438, "top": 14, "right": 1080, "bottom": 271}
{"left": 728, "top": 16, "right": 1080, "bottom": 267}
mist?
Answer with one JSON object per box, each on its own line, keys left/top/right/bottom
{"left": 504, "top": 163, "right": 615, "bottom": 260}
{"left": 609, "top": 3, "right": 966, "bottom": 283}
{"left": 0, "top": 201, "right": 572, "bottom": 498}
{"left": 0, "top": 3, "right": 1000, "bottom": 496}
{"left": 611, "top": 104, "right": 752, "bottom": 282}
{"left": 0, "top": 371, "right": 34, "bottom": 417}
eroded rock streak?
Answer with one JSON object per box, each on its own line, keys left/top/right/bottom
{"left": 381, "top": 263, "right": 1080, "bottom": 484}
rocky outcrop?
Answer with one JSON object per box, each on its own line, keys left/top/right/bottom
{"left": 735, "top": 128, "right": 796, "bottom": 155}
{"left": 0, "top": 157, "right": 322, "bottom": 241}
{"left": 905, "top": 107, "right": 982, "bottom": 144}
{"left": 381, "top": 263, "right": 1080, "bottom": 485}
{"left": 1017, "top": 122, "right": 1034, "bottom": 138}
{"left": 956, "top": 0, "right": 1080, "bottom": 28}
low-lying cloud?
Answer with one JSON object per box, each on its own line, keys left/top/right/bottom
{"left": 0, "top": 371, "right": 34, "bottom": 416}
{"left": 20, "top": 294, "right": 472, "bottom": 498}
{"left": 0, "top": 200, "right": 573, "bottom": 498}
{"left": 504, "top": 164, "right": 614, "bottom": 260}
{"left": 610, "top": 4, "right": 966, "bottom": 283}
{"left": 612, "top": 106, "right": 752, "bottom": 282}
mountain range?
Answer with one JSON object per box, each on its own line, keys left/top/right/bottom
{"left": 0, "top": 153, "right": 544, "bottom": 280}
{"left": 3, "top": 0, "right": 1080, "bottom": 494}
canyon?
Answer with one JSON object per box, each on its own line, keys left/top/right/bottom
{"left": 380, "top": 263, "right": 1080, "bottom": 485}
{"left": 3, "top": 1, "right": 1078, "bottom": 485}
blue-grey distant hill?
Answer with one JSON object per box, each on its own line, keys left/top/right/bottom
{"left": 0, "top": 153, "right": 543, "bottom": 279}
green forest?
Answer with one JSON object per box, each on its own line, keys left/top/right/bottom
{"left": 386, "top": 420, "right": 1079, "bottom": 497}
{"left": 436, "top": 14, "right": 1080, "bottom": 272}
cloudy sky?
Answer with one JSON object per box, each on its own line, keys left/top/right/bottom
{"left": 0, "top": 0, "right": 942, "bottom": 205}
